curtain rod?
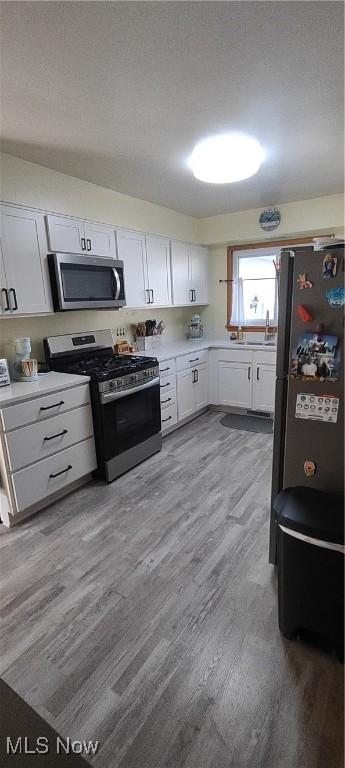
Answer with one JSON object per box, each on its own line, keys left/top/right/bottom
{"left": 219, "top": 277, "right": 277, "bottom": 283}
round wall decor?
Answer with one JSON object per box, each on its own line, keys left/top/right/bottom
{"left": 259, "top": 208, "right": 281, "bottom": 232}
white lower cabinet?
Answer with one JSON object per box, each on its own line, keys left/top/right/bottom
{"left": 0, "top": 382, "right": 97, "bottom": 526}
{"left": 212, "top": 348, "right": 276, "bottom": 413}
{"left": 252, "top": 364, "right": 276, "bottom": 412}
{"left": 177, "top": 359, "right": 209, "bottom": 422}
{"left": 217, "top": 362, "right": 253, "bottom": 409}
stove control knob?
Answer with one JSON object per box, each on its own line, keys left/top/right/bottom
{"left": 110, "top": 380, "right": 117, "bottom": 389}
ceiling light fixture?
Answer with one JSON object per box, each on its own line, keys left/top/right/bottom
{"left": 188, "top": 132, "right": 264, "bottom": 184}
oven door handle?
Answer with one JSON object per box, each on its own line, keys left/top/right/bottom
{"left": 100, "top": 376, "right": 160, "bottom": 404}
{"left": 112, "top": 268, "right": 121, "bottom": 300}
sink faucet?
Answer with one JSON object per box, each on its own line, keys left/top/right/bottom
{"left": 264, "top": 310, "right": 275, "bottom": 341}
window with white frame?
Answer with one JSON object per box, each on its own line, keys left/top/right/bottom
{"left": 230, "top": 247, "right": 278, "bottom": 326}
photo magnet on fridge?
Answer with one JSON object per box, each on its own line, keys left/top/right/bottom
{"left": 326, "top": 287, "right": 345, "bottom": 308}
{"left": 290, "top": 332, "right": 339, "bottom": 382}
{"left": 322, "top": 253, "right": 337, "bottom": 278}
{"left": 304, "top": 460, "right": 316, "bottom": 478}
{"left": 297, "top": 272, "right": 313, "bottom": 289}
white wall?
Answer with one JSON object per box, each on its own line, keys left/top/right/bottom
{"left": 0, "top": 152, "right": 198, "bottom": 242}
{"left": 0, "top": 305, "right": 200, "bottom": 361}
{"left": 196, "top": 194, "right": 345, "bottom": 245}
{"left": 1, "top": 153, "right": 344, "bottom": 348}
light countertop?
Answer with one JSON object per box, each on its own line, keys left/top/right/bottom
{"left": 0, "top": 372, "right": 90, "bottom": 408}
{"left": 138, "top": 338, "right": 277, "bottom": 363}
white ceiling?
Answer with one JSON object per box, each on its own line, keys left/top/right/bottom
{"left": 1, "top": 2, "right": 344, "bottom": 218}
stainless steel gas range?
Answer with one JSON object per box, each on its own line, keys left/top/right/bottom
{"left": 44, "top": 330, "right": 162, "bottom": 482}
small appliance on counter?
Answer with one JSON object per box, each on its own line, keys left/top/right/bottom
{"left": 0, "top": 359, "right": 10, "bottom": 387}
{"left": 187, "top": 314, "right": 204, "bottom": 340}
{"left": 11, "top": 337, "right": 39, "bottom": 382}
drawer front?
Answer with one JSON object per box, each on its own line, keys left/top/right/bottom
{"left": 1, "top": 384, "right": 90, "bottom": 432}
{"left": 253, "top": 350, "right": 277, "bottom": 366}
{"left": 176, "top": 349, "right": 208, "bottom": 371}
{"left": 159, "top": 358, "right": 176, "bottom": 376}
{"left": 161, "top": 403, "right": 177, "bottom": 432}
{"left": 213, "top": 348, "right": 253, "bottom": 364}
{"left": 5, "top": 405, "right": 94, "bottom": 472}
{"left": 11, "top": 438, "right": 97, "bottom": 513}
{"left": 160, "top": 374, "right": 176, "bottom": 393}
{"left": 160, "top": 386, "right": 176, "bottom": 409}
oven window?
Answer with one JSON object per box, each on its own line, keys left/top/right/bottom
{"left": 102, "top": 384, "right": 161, "bottom": 459}
{"left": 61, "top": 263, "right": 115, "bottom": 302}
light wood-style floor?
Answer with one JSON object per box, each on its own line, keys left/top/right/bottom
{"left": 1, "top": 412, "right": 343, "bottom": 768}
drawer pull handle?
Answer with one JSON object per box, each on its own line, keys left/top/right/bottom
{"left": 189, "top": 357, "right": 199, "bottom": 363}
{"left": 40, "top": 400, "right": 64, "bottom": 411}
{"left": 44, "top": 429, "right": 68, "bottom": 441}
{"left": 161, "top": 397, "right": 172, "bottom": 404}
{"left": 160, "top": 382, "right": 170, "bottom": 388}
{"left": 160, "top": 367, "right": 170, "bottom": 372}
{"left": 162, "top": 416, "right": 172, "bottom": 423}
{"left": 49, "top": 464, "right": 72, "bottom": 479}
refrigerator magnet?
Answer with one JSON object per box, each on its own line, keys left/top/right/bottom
{"left": 326, "top": 287, "right": 345, "bottom": 308}
{"left": 296, "top": 304, "right": 314, "bottom": 323}
{"left": 297, "top": 272, "right": 313, "bottom": 289}
{"left": 322, "top": 253, "right": 337, "bottom": 278}
{"left": 304, "top": 460, "right": 316, "bottom": 477}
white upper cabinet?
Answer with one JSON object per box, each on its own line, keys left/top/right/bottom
{"left": 83, "top": 222, "right": 116, "bottom": 258}
{"left": 145, "top": 236, "right": 171, "bottom": 307}
{"left": 46, "top": 215, "right": 116, "bottom": 258}
{"left": 116, "top": 229, "right": 147, "bottom": 308}
{"left": 0, "top": 206, "right": 52, "bottom": 315}
{"left": 117, "top": 230, "right": 171, "bottom": 308}
{"left": 170, "top": 241, "right": 190, "bottom": 305}
{"left": 46, "top": 214, "right": 85, "bottom": 254}
{"left": 190, "top": 245, "right": 208, "bottom": 304}
{"left": 171, "top": 241, "right": 209, "bottom": 305}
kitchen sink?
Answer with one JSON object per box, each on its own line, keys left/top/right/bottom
{"left": 234, "top": 341, "right": 276, "bottom": 346}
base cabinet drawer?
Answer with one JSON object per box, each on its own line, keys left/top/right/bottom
{"left": 1, "top": 385, "right": 90, "bottom": 432}
{"left": 159, "top": 358, "right": 176, "bottom": 376}
{"left": 176, "top": 349, "right": 208, "bottom": 372}
{"left": 161, "top": 403, "right": 177, "bottom": 432}
{"left": 11, "top": 438, "right": 97, "bottom": 512}
{"left": 5, "top": 405, "right": 94, "bottom": 471}
{"left": 160, "top": 386, "right": 176, "bottom": 408}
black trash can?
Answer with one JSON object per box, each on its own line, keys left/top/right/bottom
{"left": 274, "top": 486, "right": 344, "bottom": 660}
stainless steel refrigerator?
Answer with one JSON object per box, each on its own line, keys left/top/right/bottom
{"left": 269, "top": 246, "right": 344, "bottom": 563}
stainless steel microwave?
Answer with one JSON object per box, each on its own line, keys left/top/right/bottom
{"left": 48, "top": 253, "right": 126, "bottom": 311}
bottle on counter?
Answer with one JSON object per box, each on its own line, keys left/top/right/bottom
{"left": 237, "top": 325, "right": 244, "bottom": 341}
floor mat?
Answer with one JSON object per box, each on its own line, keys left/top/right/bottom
{"left": 220, "top": 413, "right": 273, "bottom": 433}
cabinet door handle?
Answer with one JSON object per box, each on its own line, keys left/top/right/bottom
{"left": 86, "top": 238, "right": 91, "bottom": 251}
{"left": 195, "top": 368, "right": 199, "bottom": 383}
{"left": 160, "top": 382, "right": 171, "bottom": 388}
{"left": 162, "top": 415, "right": 172, "bottom": 423}
{"left": 49, "top": 464, "right": 72, "bottom": 479}
{"left": 193, "top": 289, "right": 196, "bottom": 302}
{"left": 81, "top": 237, "right": 86, "bottom": 251}
{"left": 248, "top": 366, "right": 251, "bottom": 381}
{"left": 150, "top": 289, "right": 154, "bottom": 303}
{"left": 44, "top": 429, "right": 68, "bottom": 441}
{"left": 257, "top": 366, "right": 260, "bottom": 382}
{"left": 160, "top": 367, "right": 170, "bottom": 373}
{"left": 189, "top": 289, "right": 193, "bottom": 302}
{"left": 1, "top": 288, "right": 10, "bottom": 311}
{"left": 161, "top": 397, "right": 172, "bottom": 404}
{"left": 10, "top": 288, "right": 18, "bottom": 310}
{"left": 189, "top": 357, "right": 199, "bottom": 363}
{"left": 146, "top": 289, "right": 151, "bottom": 304}
{"left": 40, "top": 400, "right": 64, "bottom": 411}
